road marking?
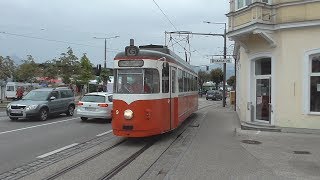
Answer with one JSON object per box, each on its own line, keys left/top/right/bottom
{"left": 96, "top": 130, "right": 113, "bottom": 137}
{"left": 37, "top": 143, "right": 79, "bottom": 158}
{"left": 0, "top": 117, "right": 79, "bottom": 135}
{"left": 256, "top": 130, "right": 261, "bottom": 135}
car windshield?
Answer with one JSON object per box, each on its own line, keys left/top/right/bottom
{"left": 81, "top": 95, "right": 106, "bottom": 103}
{"left": 23, "top": 91, "right": 51, "bottom": 101}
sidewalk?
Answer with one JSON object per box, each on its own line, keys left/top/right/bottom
{"left": 162, "top": 105, "right": 320, "bottom": 179}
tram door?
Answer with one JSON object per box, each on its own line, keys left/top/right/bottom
{"left": 170, "top": 67, "right": 177, "bottom": 130}
{"left": 162, "top": 62, "right": 171, "bottom": 131}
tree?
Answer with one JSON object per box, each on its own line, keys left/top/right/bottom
{"left": 98, "top": 68, "right": 112, "bottom": 92}
{"left": 198, "top": 70, "right": 210, "bottom": 92}
{"left": 78, "top": 54, "right": 94, "bottom": 85}
{"left": 227, "top": 75, "right": 236, "bottom": 90}
{"left": 14, "top": 55, "right": 40, "bottom": 82}
{"left": 210, "top": 68, "right": 223, "bottom": 89}
{"left": 42, "top": 59, "right": 59, "bottom": 80}
{"left": 0, "top": 56, "right": 16, "bottom": 80}
{"left": 58, "top": 47, "right": 79, "bottom": 84}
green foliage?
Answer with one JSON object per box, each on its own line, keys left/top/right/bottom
{"left": 210, "top": 68, "right": 223, "bottom": 88}
{"left": 99, "top": 68, "right": 111, "bottom": 85}
{"left": 198, "top": 70, "right": 210, "bottom": 90}
{"left": 42, "top": 59, "right": 59, "bottom": 80}
{"left": 0, "top": 56, "right": 16, "bottom": 80}
{"left": 227, "top": 75, "right": 236, "bottom": 89}
{"left": 14, "top": 55, "right": 40, "bottom": 82}
{"left": 57, "top": 47, "right": 79, "bottom": 84}
{"left": 77, "top": 54, "right": 94, "bottom": 85}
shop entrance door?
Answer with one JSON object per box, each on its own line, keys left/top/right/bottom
{"left": 255, "top": 77, "right": 271, "bottom": 122}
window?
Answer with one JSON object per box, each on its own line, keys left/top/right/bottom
{"left": 255, "top": 58, "right": 271, "bottom": 75}
{"left": 115, "top": 69, "right": 160, "bottom": 94}
{"left": 6, "top": 86, "right": 14, "bottom": 91}
{"left": 172, "top": 70, "right": 176, "bottom": 93}
{"left": 162, "top": 64, "right": 169, "bottom": 93}
{"left": 81, "top": 95, "right": 106, "bottom": 103}
{"left": 50, "top": 91, "right": 59, "bottom": 99}
{"left": 237, "top": 0, "right": 251, "bottom": 9}
{"left": 178, "top": 69, "right": 183, "bottom": 92}
{"left": 108, "top": 95, "right": 113, "bottom": 102}
{"left": 60, "top": 90, "right": 73, "bottom": 98}
{"left": 310, "top": 55, "right": 320, "bottom": 112}
{"left": 183, "top": 71, "right": 188, "bottom": 92}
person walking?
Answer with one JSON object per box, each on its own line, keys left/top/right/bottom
{"left": 16, "top": 87, "right": 24, "bottom": 100}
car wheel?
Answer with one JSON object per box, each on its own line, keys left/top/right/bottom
{"left": 10, "top": 117, "right": 18, "bottom": 121}
{"left": 66, "top": 105, "right": 75, "bottom": 116}
{"left": 39, "top": 108, "right": 48, "bottom": 121}
{"left": 206, "top": 98, "right": 208, "bottom": 100}
{"left": 81, "top": 117, "right": 88, "bottom": 121}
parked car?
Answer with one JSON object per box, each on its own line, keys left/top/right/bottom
{"left": 76, "top": 92, "right": 113, "bottom": 121}
{"left": 6, "top": 87, "right": 75, "bottom": 121}
{"left": 206, "top": 90, "right": 222, "bottom": 101}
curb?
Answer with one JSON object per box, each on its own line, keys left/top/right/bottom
{"left": 237, "top": 124, "right": 320, "bottom": 136}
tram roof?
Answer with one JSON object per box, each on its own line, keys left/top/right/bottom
{"left": 114, "top": 45, "right": 196, "bottom": 73}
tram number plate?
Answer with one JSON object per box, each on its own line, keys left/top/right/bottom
{"left": 123, "top": 125, "right": 133, "bottom": 130}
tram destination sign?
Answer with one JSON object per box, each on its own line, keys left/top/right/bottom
{"left": 210, "top": 58, "right": 232, "bottom": 64}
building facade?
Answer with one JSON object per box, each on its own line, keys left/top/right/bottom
{"left": 227, "top": 0, "right": 320, "bottom": 129}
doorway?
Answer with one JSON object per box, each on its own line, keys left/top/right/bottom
{"left": 253, "top": 58, "right": 272, "bottom": 123}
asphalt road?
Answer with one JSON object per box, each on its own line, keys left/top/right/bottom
{"left": 0, "top": 97, "right": 219, "bottom": 175}
{"left": 0, "top": 110, "right": 112, "bottom": 174}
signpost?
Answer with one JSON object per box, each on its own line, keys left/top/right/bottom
{"left": 210, "top": 58, "right": 232, "bottom": 64}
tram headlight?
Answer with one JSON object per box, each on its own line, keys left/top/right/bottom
{"left": 124, "top": 109, "right": 134, "bottom": 120}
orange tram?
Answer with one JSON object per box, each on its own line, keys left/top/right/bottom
{"left": 112, "top": 39, "right": 198, "bottom": 137}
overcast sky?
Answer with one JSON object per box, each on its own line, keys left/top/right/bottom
{"left": 0, "top": 0, "right": 231, "bottom": 68}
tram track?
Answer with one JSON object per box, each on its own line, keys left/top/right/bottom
{"left": 41, "top": 101, "right": 213, "bottom": 180}
{"left": 43, "top": 139, "right": 127, "bottom": 180}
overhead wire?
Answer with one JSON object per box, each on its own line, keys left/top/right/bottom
{"left": 151, "top": 0, "right": 178, "bottom": 31}
{"left": 0, "top": 31, "right": 121, "bottom": 52}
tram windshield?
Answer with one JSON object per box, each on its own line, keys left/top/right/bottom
{"left": 115, "top": 69, "right": 160, "bottom": 94}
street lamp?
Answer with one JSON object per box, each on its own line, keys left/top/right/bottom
{"left": 93, "top": 35, "right": 120, "bottom": 69}
{"left": 204, "top": 21, "right": 227, "bottom": 107}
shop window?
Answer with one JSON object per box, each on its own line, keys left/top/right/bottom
{"left": 310, "top": 55, "right": 320, "bottom": 112}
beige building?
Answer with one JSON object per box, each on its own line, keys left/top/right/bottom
{"left": 227, "top": 0, "right": 320, "bottom": 129}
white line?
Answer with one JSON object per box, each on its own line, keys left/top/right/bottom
{"left": 0, "top": 117, "right": 78, "bottom": 135}
{"left": 37, "top": 143, "right": 79, "bottom": 158}
{"left": 256, "top": 130, "right": 261, "bottom": 135}
{"left": 96, "top": 130, "right": 113, "bottom": 137}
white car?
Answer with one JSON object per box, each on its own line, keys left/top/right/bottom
{"left": 76, "top": 92, "right": 113, "bottom": 121}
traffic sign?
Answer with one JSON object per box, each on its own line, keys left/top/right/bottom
{"left": 210, "top": 58, "right": 232, "bottom": 64}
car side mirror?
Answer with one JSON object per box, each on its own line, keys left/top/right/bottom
{"left": 50, "top": 96, "right": 56, "bottom": 101}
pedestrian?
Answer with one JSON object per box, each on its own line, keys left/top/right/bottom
{"left": 16, "top": 87, "right": 24, "bottom": 100}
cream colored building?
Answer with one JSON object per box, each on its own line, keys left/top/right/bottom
{"left": 227, "top": 0, "right": 320, "bottom": 129}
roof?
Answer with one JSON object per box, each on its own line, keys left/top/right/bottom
{"left": 85, "top": 92, "right": 112, "bottom": 96}
{"left": 114, "top": 45, "right": 196, "bottom": 74}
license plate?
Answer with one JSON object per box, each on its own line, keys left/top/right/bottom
{"left": 85, "top": 107, "right": 96, "bottom": 111}
{"left": 11, "top": 109, "right": 22, "bottom": 114}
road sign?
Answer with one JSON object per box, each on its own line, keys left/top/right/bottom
{"left": 210, "top": 58, "right": 232, "bottom": 64}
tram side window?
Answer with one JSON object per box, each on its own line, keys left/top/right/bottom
{"left": 183, "top": 71, "right": 188, "bottom": 92}
{"left": 178, "top": 69, "right": 183, "bottom": 92}
{"left": 145, "top": 69, "right": 160, "bottom": 93}
{"left": 172, "top": 70, "right": 176, "bottom": 93}
{"left": 162, "top": 65, "right": 169, "bottom": 93}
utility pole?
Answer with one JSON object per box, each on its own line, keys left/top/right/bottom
{"left": 223, "top": 23, "right": 227, "bottom": 107}
{"left": 93, "top": 35, "right": 120, "bottom": 69}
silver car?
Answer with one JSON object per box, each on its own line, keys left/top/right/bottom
{"left": 76, "top": 92, "right": 113, "bottom": 121}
